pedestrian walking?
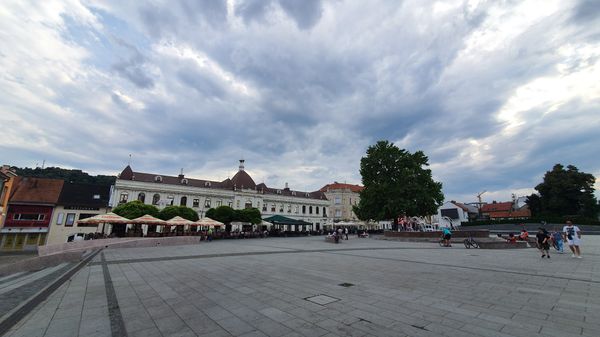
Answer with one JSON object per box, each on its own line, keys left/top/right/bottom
{"left": 536, "top": 227, "right": 551, "bottom": 258}
{"left": 551, "top": 230, "right": 564, "bottom": 253}
{"left": 344, "top": 227, "right": 349, "bottom": 240}
{"left": 563, "top": 220, "right": 582, "bottom": 258}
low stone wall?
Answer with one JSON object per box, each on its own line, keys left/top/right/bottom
{"left": 384, "top": 229, "right": 489, "bottom": 238}
{"left": 38, "top": 236, "right": 202, "bottom": 257}
{"left": 0, "top": 251, "right": 84, "bottom": 277}
{"left": 478, "top": 241, "right": 529, "bottom": 249}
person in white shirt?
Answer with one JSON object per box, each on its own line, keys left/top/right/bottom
{"left": 562, "top": 220, "right": 582, "bottom": 258}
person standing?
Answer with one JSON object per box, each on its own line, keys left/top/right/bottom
{"left": 344, "top": 227, "right": 349, "bottom": 240}
{"left": 536, "top": 227, "right": 551, "bottom": 258}
{"left": 563, "top": 221, "right": 582, "bottom": 258}
{"left": 552, "top": 230, "right": 564, "bottom": 253}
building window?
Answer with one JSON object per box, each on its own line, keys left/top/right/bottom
{"left": 277, "top": 190, "right": 282, "bottom": 195}
{"left": 137, "top": 193, "right": 145, "bottom": 203}
{"left": 65, "top": 213, "right": 76, "bottom": 226}
{"left": 93, "top": 194, "right": 100, "bottom": 200}
{"left": 236, "top": 200, "right": 241, "bottom": 208}
{"left": 152, "top": 194, "right": 160, "bottom": 205}
{"left": 279, "top": 204, "right": 284, "bottom": 212}
{"left": 323, "top": 207, "right": 327, "bottom": 217}
{"left": 13, "top": 213, "right": 45, "bottom": 221}
{"left": 334, "top": 196, "right": 341, "bottom": 205}
{"left": 193, "top": 199, "right": 200, "bottom": 208}
{"left": 180, "top": 196, "right": 187, "bottom": 207}
{"left": 205, "top": 198, "right": 211, "bottom": 208}
{"left": 155, "top": 176, "right": 163, "bottom": 182}
{"left": 294, "top": 205, "right": 299, "bottom": 214}
{"left": 335, "top": 209, "right": 342, "bottom": 217}
{"left": 309, "top": 206, "right": 313, "bottom": 214}
{"left": 217, "top": 200, "right": 222, "bottom": 207}
{"left": 245, "top": 199, "right": 252, "bottom": 209}
{"left": 167, "top": 196, "right": 174, "bottom": 205}
{"left": 302, "top": 205, "right": 306, "bottom": 214}
{"left": 292, "top": 191, "right": 296, "bottom": 196}
{"left": 316, "top": 206, "right": 319, "bottom": 214}
{"left": 181, "top": 178, "right": 188, "bottom": 185}
{"left": 56, "top": 213, "right": 64, "bottom": 225}
{"left": 262, "top": 204, "right": 267, "bottom": 211}
{"left": 271, "top": 204, "right": 276, "bottom": 212}
{"left": 228, "top": 201, "right": 233, "bottom": 207}
{"left": 204, "top": 181, "right": 211, "bottom": 187}
{"left": 287, "top": 205, "right": 291, "bottom": 213}
{"left": 119, "top": 193, "right": 128, "bottom": 203}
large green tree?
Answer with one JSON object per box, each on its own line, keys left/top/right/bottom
{"left": 112, "top": 200, "right": 159, "bottom": 219}
{"left": 158, "top": 205, "right": 199, "bottom": 221}
{"left": 206, "top": 206, "right": 236, "bottom": 224}
{"left": 353, "top": 140, "right": 444, "bottom": 222}
{"left": 526, "top": 164, "right": 598, "bottom": 218}
{"left": 205, "top": 206, "right": 262, "bottom": 225}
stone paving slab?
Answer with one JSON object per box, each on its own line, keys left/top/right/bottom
{"left": 3, "top": 235, "right": 600, "bottom": 336}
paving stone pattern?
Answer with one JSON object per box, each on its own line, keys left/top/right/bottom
{"left": 4, "top": 236, "right": 600, "bottom": 337}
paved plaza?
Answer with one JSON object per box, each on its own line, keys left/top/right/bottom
{"left": 3, "top": 235, "right": 600, "bottom": 337}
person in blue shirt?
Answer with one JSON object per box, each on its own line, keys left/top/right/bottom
{"left": 552, "top": 230, "right": 564, "bottom": 253}
{"left": 442, "top": 227, "right": 452, "bottom": 247}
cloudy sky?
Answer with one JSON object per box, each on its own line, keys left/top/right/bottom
{"left": 1, "top": 0, "right": 599, "bottom": 203}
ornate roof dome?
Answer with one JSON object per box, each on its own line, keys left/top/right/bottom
{"left": 231, "top": 160, "right": 256, "bottom": 189}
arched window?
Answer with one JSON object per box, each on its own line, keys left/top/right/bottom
{"left": 315, "top": 206, "right": 319, "bottom": 214}
{"left": 204, "top": 181, "right": 211, "bottom": 187}
{"left": 152, "top": 194, "right": 160, "bottom": 205}
{"left": 180, "top": 196, "right": 187, "bottom": 207}
{"left": 204, "top": 198, "right": 211, "bottom": 208}
{"left": 137, "top": 193, "right": 145, "bottom": 203}
{"left": 302, "top": 205, "right": 306, "bottom": 214}
{"left": 154, "top": 176, "right": 163, "bottom": 182}
{"left": 309, "top": 206, "right": 313, "bottom": 214}
{"left": 181, "top": 178, "right": 188, "bottom": 185}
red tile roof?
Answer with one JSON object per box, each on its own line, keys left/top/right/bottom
{"left": 481, "top": 202, "right": 513, "bottom": 212}
{"left": 118, "top": 166, "right": 326, "bottom": 200}
{"left": 9, "top": 177, "right": 64, "bottom": 205}
{"left": 320, "top": 183, "right": 364, "bottom": 193}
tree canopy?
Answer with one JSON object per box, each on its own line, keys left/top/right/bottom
{"left": 112, "top": 200, "right": 159, "bottom": 219}
{"left": 526, "top": 164, "right": 598, "bottom": 218}
{"left": 205, "top": 206, "right": 262, "bottom": 224}
{"left": 158, "top": 205, "right": 199, "bottom": 221}
{"left": 353, "top": 140, "right": 444, "bottom": 221}
{"left": 13, "top": 166, "right": 116, "bottom": 185}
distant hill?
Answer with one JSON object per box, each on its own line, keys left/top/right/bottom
{"left": 13, "top": 166, "right": 116, "bottom": 186}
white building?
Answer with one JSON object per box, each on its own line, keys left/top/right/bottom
{"left": 435, "top": 201, "right": 477, "bottom": 227}
{"left": 109, "top": 160, "right": 330, "bottom": 231}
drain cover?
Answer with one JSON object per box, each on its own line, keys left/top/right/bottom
{"left": 305, "top": 295, "right": 340, "bottom": 305}
{"left": 338, "top": 283, "right": 354, "bottom": 287}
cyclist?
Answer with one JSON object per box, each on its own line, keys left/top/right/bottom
{"left": 442, "top": 226, "right": 452, "bottom": 247}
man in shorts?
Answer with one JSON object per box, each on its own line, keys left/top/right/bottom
{"left": 563, "top": 221, "right": 582, "bottom": 258}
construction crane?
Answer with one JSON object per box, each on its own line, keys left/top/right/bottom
{"left": 476, "top": 190, "right": 486, "bottom": 219}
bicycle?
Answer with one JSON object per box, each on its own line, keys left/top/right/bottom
{"left": 463, "top": 236, "right": 479, "bottom": 249}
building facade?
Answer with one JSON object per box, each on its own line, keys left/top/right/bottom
{"left": 0, "top": 165, "right": 18, "bottom": 228}
{"left": 47, "top": 183, "right": 112, "bottom": 245}
{"left": 320, "top": 182, "right": 363, "bottom": 226}
{"left": 109, "top": 160, "right": 330, "bottom": 231}
{"left": 1, "top": 177, "right": 63, "bottom": 251}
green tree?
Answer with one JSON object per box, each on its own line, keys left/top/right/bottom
{"left": 527, "top": 164, "right": 598, "bottom": 218}
{"left": 158, "top": 206, "right": 199, "bottom": 221}
{"left": 112, "top": 200, "right": 159, "bottom": 219}
{"left": 13, "top": 166, "right": 116, "bottom": 185}
{"left": 206, "top": 206, "right": 236, "bottom": 224}
{"left": 353, "top": 140, "right": 444, "bottom": 223}
{"left": 236, "top": 208, "right": 262, "bottom": 224}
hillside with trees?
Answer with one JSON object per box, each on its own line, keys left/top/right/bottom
{"left": 12, "top": 166, "right": 116, "bottom": 185}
